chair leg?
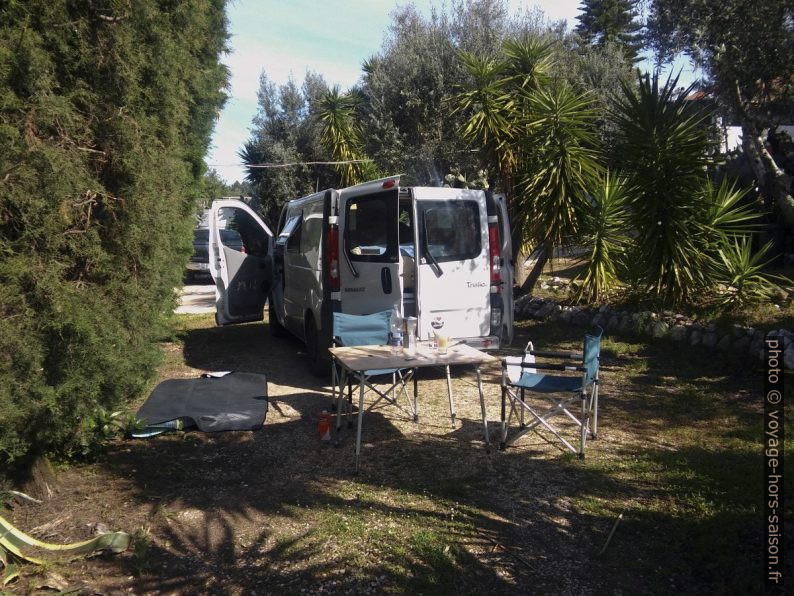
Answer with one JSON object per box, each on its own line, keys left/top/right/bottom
{"left": 519, "top": 388, "right": 526, "bottom": 428}
{"left": 579, "top": 390, "right": 587, "bottom": 459}
{"left": 592, "top": 380, "right": 599, "bottom": 439}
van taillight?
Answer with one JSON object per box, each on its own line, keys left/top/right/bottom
{"left": 488, "top": 222, "right": 501, "bottom": 289}
{"left": 326, "top": 223, "right": 340, "bottom": 291}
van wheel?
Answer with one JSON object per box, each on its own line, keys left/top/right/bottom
{"left": 305, "top": 317, "right": 327, "bottom": 377}
{"left": 268, "top": 296, "right": 287, "bottom": 337}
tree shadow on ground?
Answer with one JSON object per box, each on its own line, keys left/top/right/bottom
{"left": 17, "top": 318, "right": 783, "bottom": 593}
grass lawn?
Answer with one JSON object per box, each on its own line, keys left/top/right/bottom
{"left": 3, "top": 313, "right": 792, "bottom": 593}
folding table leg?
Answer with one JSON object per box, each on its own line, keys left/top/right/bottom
{"left": 354, "top": 376, "right": 365, "bottom": 472}
{"left": 334, "top": 364, "right": 344, "bottom": 432}
{"left": 413, "top": 371, "right": 419, "bottom": 422}
{"left": 500, "top": 374, "right": 507, "bottom": 449}
{"left": 476, "top": 367, "right": 490, "bottom": 449}
{"left": 445, "top": 365, "right": 456, "bottom": 426}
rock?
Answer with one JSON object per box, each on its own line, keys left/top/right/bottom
{"left": 560, "top": 309, "right": 571, "bottom": 323}
{"left": 750, "top": 330, "right": 765, "bottom": 355}
{"left": 732, "top": 336, "right": 750, "bottom": 353}
{"left": 573, "top": 311, "right": 591, "bottom": 326}
{"left": 670, "top": 324, "right": 688, "bottom": 341}
{"left": 716, "top": 335, "right": 732, "bottom": 351}
{"left": 690, "top": 330, "right": 702, "bottom": 346}
{"left": 702, "top": 332, "right": 718, "bottom": 348}
{"left": 746, "top": 327, "right": 755, "bottom": 337}
{"left": 619, "top": 315, "right": 633, "bottom": 331}
{"left": 607, "top": 315, "right": 620, "bottom": 330}
{"left": 599, "top": 304, "right": 609, "bottom": 313}
{"left": 785, "top": 345, "right": 794, "bottom": 369}
{"left": 652, "top": 321, "right": 670, "bottom": 338}
{"left": 732, "top": 324, "right": 746, "bottom": 338}
{"left": 592, "top": 313, "right": 607, "bottom": 327}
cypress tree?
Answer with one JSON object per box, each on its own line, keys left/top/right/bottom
{"left": 0, "top": 1, "right": 229, "bottom": 472}
{"left": 575, "top": 0, "right": 644, "bottom": 63}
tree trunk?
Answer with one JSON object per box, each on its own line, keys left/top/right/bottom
{"left": 735, "top": 93, "right": 794, "bottom": 226}
{"left": 517, "top": 242, "right": 550, "bottom": 296}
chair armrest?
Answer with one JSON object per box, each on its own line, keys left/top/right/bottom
{"left": 503, "top": 361, "right": 585, "bottom": 373}
{"left": 528, "top": 350, "right": 583, "bottom": 360}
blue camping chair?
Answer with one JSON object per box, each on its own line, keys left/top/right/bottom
{"left": 500, "top": 327, "right": 603, "bottom": 458}
{"left": 331, "top": 310, "right": 418, "bottom": 431}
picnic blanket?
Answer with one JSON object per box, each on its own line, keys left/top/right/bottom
{"left": 133, "top": 372, "right": 268, "bottom": 437}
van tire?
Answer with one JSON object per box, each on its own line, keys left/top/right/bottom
{"left": 305, "top": 316, "right": 327, "bottom": 377}
{"left": 268, "top": 297, "right": 287, "bottom": 338}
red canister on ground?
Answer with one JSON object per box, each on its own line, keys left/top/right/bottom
{"left": 318, "top": 411, "right": 332, "bottom": 441}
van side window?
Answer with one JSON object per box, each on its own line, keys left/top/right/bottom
{"left": 345, "top": 194, "right": 397, "bottom": 262}
{"left": 301, "top": 206, "right": 323, "bottom": 257}
{"left": 418, "top": 200, "right": 481, "bottom": 262}
{"left": 286, "top": 215, "right": 303, "bottom": 253}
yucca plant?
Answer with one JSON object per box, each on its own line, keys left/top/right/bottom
{"left": 317, "top": 87, "right": 369, "bottom": 186}
{"left": 714, "top": 238, "right": 788, "bottom": 308}
{"left": 574, "top": 172, "right": 632, "bottom": 303}
{"left": 610, "top": 73, "right": 719, "bottom": 305}
{"left": 453, "top": 52, "right": 518, "bottom": 179}
{"left": 515, "top": 84, "right": 603, "bottom": 251}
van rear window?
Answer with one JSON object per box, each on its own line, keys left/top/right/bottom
{"left": 345, "top": 194, "right": 397, "bottom": 262}
{"left": 419, "top": 200, "right": 481, "bottom": 262}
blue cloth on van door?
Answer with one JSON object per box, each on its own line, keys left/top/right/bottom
{"left": 133, "top": 372, "right": 267, "bottom": 437}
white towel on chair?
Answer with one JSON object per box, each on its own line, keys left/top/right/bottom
{"left": 506, "top": 341, "right": 536, "bottom": 382}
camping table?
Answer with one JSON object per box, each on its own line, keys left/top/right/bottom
{"left": 328, "top": 343, "right": 498, "bottom": 470}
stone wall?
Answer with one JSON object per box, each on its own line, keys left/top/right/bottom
{"left": 514, "top": 295, "right": 794, "bottom": 369}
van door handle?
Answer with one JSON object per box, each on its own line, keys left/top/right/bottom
{"left": 381, "top": 267, "right": 392, "bottom": 294}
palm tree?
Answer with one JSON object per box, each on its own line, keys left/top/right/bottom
{"left": 453, "top": 39, "right": 560, "bottom": 290}
{"left": 514, "top": 83, "right": 603, "bottom": 293}
{"left": 316, "top": 87, "right": 369, "bottom": 187}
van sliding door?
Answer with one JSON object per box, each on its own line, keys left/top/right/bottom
{"left": 338, "top": 180, "right": 401, "bottom": 315}
{"left": 412, "top": 188, "right": 490, "bottom": 342}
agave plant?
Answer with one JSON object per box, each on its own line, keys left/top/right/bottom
{"left": 715, "top": 238, "right": 788, "bottom": 308}
{"left": 573, "top": 172, "right": 632, "bottom": 303}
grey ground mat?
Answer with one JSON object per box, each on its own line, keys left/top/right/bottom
{"left": 133, "top": 372, "right": 268, "bottom": 437}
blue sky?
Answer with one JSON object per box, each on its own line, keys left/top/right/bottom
{"left": 206, "top": 0, "right": 696, "bottom": 184}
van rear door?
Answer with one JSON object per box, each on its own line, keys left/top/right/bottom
{"left": 491, "top": 193, "right": 514, "bottom": 345}
{"left": 338, "top": 177, "right": 402, "bottom": 315}
{"left": 209, "top": 199, "right": 273, "bottom": 325}
{"left": 412, "top": 188, "right": 490, "bottom": 342}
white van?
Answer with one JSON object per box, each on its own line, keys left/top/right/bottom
{"left": 209, "top": 175, "right": 513, "bottom": 374}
